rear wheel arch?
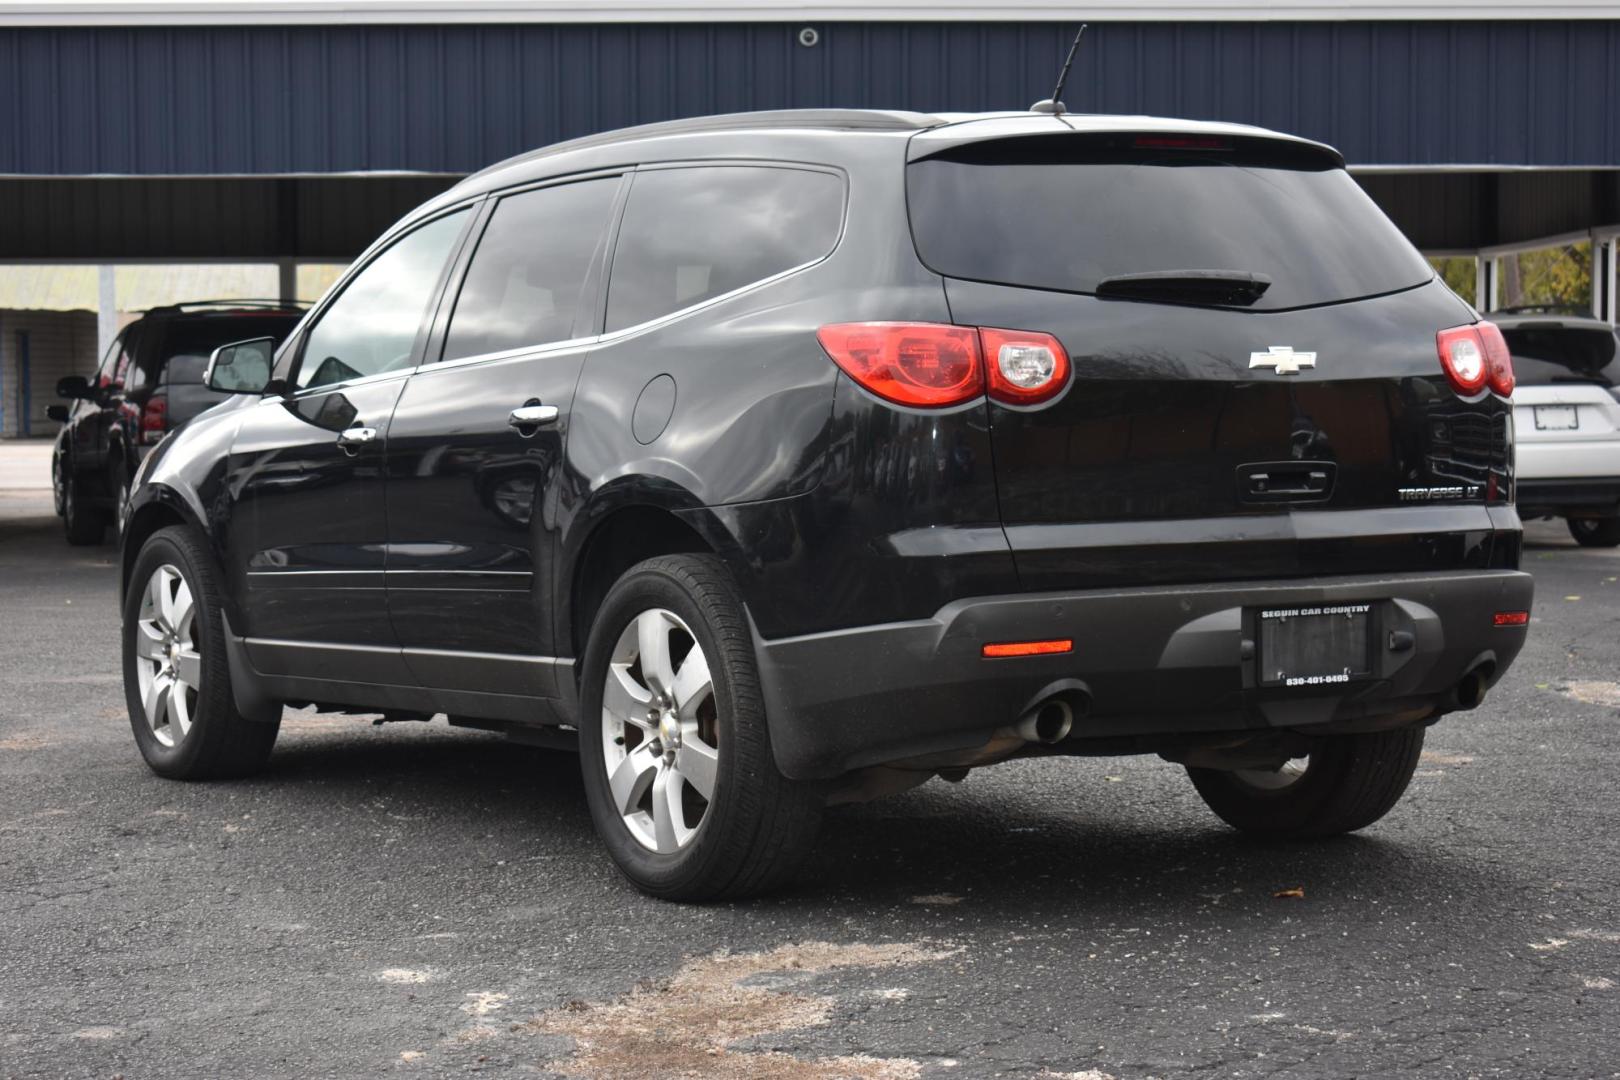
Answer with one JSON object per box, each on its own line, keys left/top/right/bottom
{"left": 566, "top": 504, "right": 720, "bottom": 665}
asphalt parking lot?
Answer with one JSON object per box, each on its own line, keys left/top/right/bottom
{"left": 2, "top": 445, "right": 1618, "bottom": 1080}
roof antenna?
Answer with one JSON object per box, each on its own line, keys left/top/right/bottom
{"left": 1031, "top": 24, "right": 1087, "bottom": 115}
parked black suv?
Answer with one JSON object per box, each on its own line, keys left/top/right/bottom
{"left": 118, "top": 111, "right": 1532, "bottom": 900}
{"left": 48, "top": 301, "right": 305, "bottom": 545}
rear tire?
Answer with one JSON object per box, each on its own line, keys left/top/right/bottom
{"left": 122, "top": 525, "right": 279, "bottom": 779}
{"left": 1186, "top": 726, "right": 1425, "bottom": 838}
{"left": 1567, "top": 516, "right": 1620, "bottom": 548}
{"left": 62, "top": 469, "right": 106, "bottom": 546}
{"left": 578, "top": 554, "right": 822, "bottom": 901}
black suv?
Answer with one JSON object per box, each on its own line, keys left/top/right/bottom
{"left": 118, "top": 111, "right": 1532, "bottom": 900}
{"left": 48, "top": 301, "right": 305, "bottom": 545}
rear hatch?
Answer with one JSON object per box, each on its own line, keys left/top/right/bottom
{"left": 906, "top": 125, "right": 1514, "bottom": 590}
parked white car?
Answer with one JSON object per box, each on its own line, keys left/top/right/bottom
{"left": 1497, "top": 310, "right": 1620, "bottom": 547}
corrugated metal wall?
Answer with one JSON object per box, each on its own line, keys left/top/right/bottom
{"left": 2, "top": 20, "right": 1618, "bottom": 174}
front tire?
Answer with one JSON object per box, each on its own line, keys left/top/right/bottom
{"left": 1568, "top": 516, "right": 1620, "bottom": 548}
{"left": 122, "top": 525, "right": 279, "bottom": 779}
{"left": 1186, "top": 727, "right": 1425, "bottom": 838}
{"left": 578, "top": 555, "right": 822, "bottom": 900}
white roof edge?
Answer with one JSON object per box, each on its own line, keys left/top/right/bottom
{"left": 3, "top": 0, "right": 1619, "bottom": 26}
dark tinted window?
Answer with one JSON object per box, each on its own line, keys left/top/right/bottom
{"left": 163, "top": 354, "right": 210, "bottom": 385}
{"left": 443, "top": 178, "right": 619, "bottom": 361}
{"left": 298, "top": 208, "right": 470, "bottom": 390}
{"left": 606, "top": 165, "right": 843, "bottom": 332}
{"left": 1501, "top": 323, "right": 1620, "bottom": 388}
{"left": 907, "top": 135, "right": 1434, "bottom": 311}
{"left": 149, "top": 316, "right": 302, "bottom": 386}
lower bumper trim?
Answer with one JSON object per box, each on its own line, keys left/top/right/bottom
{"left": 754, "top": 569, "right": 1533, "bottom": 779}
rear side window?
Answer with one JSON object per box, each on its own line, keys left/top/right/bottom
{"left": 907, "top": 134, "right": 1434, "bottom": 311}
{"left": 442, "top": 177, "right": 620, "bottom": 361}
{"left": 606, "top": 165, "right": 844, "bottom": 332}
{"left": 1500, "top": 323, "right": 1620, "bottom": 388}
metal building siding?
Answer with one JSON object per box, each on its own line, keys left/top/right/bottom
{"left": 2, "top": 20, "right": 1619, "bottom": 175}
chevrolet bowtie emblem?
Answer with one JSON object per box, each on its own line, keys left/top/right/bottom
{"left": 1249, "top": 346, "right": 1317, "bottom": 375}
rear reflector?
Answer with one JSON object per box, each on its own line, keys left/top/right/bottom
{"left": 1492, "top": 610, "right": 1530, "bottom": 627}
{"left": 817, "top": 322, "right": 983, "bottom": 407}
{"left": 981, "top": 638, "right": 1073, "bottom": 658}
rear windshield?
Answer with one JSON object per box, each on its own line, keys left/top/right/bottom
{"left": 906, "top": 134, "right": 1434, "bottom": 311}
{"left": 142, "top": 314, "right": 301, "bottom": 384}
{"left": 1500, "top": 323, "right": 1620, "bottom": 388}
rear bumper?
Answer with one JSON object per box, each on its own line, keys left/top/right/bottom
{"left": 754, "top": 569, "right": 1534, "bottom": 779}
{"left": 1516, "top": 477, "right": 1620, "bottom": 518}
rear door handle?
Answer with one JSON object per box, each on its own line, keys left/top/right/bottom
{"left": 336, "top": 425, "right": 377, "bottom": 449}
{"left": 509, "top": 404, "right": 559, "bottom": 428}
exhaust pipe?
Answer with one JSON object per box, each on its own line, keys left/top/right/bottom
{"left": 1014, "top": 699, "right": 1075, "bottom": 744}
{"left": 1453, "top": 664, "right": 1494, "bottom": 711}
{"left": 1458, "top": 667, "right": 1490, "bottom": 709}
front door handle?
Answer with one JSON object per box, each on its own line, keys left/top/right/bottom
{"left": 336, "top": 425, "right": 377, "bottom": 449}
{"left": 509, "top": 404, "right": 559, "bottom": 429}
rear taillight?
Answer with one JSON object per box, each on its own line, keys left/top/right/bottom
{"left": 980, "top": 327, "right": 1070, "bottom": 405}
{"left": 1476, "top": 320, "right": 1515, "bottom": 396}
{"left": 817, "top": 323, "right": 1070, "bottom": 408}
{"left": 1437, "top": 322, "right": 1514, "bottom": 399}
{"left": 140, "top": 393, "right": 168, "bottom": 445}
{"left": 817, "top": 323, "right": 982, "bottom": 407}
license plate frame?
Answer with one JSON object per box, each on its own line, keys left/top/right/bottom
{"left": 1257, "top": 603, "right": 1375, "bottom": 688}
{"left": 1533, "top": 405, "right": 1579, "bottom": 431}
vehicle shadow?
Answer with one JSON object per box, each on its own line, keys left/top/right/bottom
{"left": 251, "top": 724, "right": 1507, "bottom": 920}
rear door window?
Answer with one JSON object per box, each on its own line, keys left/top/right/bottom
{"left": 606, "top": 165, "right": 844, "bottom": 332}
{"left": 1500, "top": 323, "right": 1620, "bottom": 388}
{"left": 441, "top": 176, "right": 620, "bottom": 362}
{"left": 907, "top": 134, "right": 1434, "bottom": 311}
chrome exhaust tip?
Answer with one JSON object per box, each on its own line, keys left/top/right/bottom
{"left": 1014, "top": 699, "right": 1074, "bottom": 744}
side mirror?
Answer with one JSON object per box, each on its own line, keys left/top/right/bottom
{"left": 56, "top": 375, "right": 92, "bottom": 400}
{"left": 45, "top": 404, "right": 69, "bottom": 423}
{"left": 205, "top": 338, "right": 276, "bottom": 394}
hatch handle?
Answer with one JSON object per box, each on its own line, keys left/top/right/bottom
{"left": 1238, "top": 461, "right": 1336, "bottom": 503}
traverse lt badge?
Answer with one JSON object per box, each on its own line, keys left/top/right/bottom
{"left": 1249, "top": 346, "right": 1317, "bottom": 375}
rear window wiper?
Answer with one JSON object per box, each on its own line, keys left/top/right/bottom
{"left": 1095, "top": 269, "right": 1272, "bottom": 306}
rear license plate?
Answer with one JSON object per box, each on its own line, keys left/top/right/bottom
{"left": 1534, "top": 405, "right": 1579, "bottom": 431}
{"left": 1258, "top": 604, "right": 1372, "bottom": 687}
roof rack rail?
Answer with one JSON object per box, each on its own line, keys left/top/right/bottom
{"left": 145, "top": 298, "right": 312, "bottom": 313}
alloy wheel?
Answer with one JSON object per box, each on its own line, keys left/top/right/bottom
{"left": 599, "top": 607, "right": 719, "bottom": 854}
{"left": 133, "top": 564, "right": 202, "bottom": 748}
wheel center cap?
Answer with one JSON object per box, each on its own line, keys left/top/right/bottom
{"left": 658, "top": 714, "right": 680, "bottom": 748}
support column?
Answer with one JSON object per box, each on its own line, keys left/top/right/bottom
{"left": 1602, "top": 237, "right": 1618, "bottom": 325}
{"left": 276, "top": 259, "right": 297, "bottom": 305}
{"left": 96, "top": 265, "right": 118, "bottom": 359}
{"left": 1475, "top": 255, "right": 1497, "bottom": 313}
